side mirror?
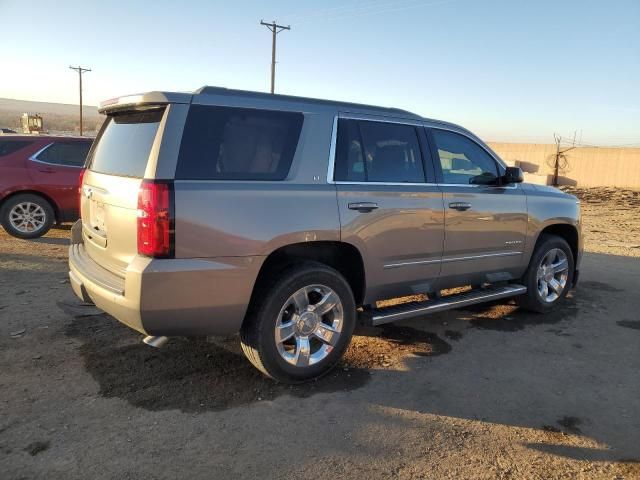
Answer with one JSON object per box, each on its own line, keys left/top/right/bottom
{"left": 502, "top": 166, "right": 524, "bottom": 184}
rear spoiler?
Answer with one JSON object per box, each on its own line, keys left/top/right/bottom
{"left": 99, "top": 91, "right": 192, "bottom": 114}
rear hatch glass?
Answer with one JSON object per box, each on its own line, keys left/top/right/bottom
{"left": 89, "top": 109, "right": 164, "bottom": 178}
{"left": 82, "top": 108, "right": 165, "bottom": 276}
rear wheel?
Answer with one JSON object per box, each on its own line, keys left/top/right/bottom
{"left": 0, "top": 194, "right": 55, "bottom": 239}
{"left": 517, "top": 234, "right": 574, "bottom": 313}
{"left": 240, "top": 262, "right": 356, "bottom": 383}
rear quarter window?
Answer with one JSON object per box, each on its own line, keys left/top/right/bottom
{"left": 176, "top": 105, "right": 303, "bottom": 180}
{"left": 0, "top": 140, "right": 33, "bottom": 157}
{"left": 88, "top": 109, "right": 164, "bottom": 178}
{"left": 36, "top": 141, "right": 92, "bottom": 167}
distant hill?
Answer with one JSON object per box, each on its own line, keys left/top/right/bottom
{"left": 0, "top": 98, "right": 104, "bottom": 134}
{"left": 0, "top": 98, "right": 100, "bottom": 116}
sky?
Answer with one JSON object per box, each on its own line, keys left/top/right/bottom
{"left": 1, "top": 0, "right": 639, "bottom": 145}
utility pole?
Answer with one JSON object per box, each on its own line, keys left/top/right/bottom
{"left": 260, "top": 20, "right": 290, "bottom": 94}
{"left": 553, "top": 133, "right": 561, "bottom": 186}
{"left": 69, "top": 65, "right": 91, "bottom": 135}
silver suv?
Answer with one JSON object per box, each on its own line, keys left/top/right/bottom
{"left": 69, "top": 86, "right": 582, "bottom": 383}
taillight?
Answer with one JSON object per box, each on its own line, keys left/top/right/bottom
{"left": 78, "top": 168, "right": 86, "bottom": 213}
{"left": 137, "top": 180, "right": 174, "bottom": 258}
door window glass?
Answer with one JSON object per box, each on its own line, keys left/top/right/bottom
{"left": 431, "top": 129, "right": 498, "bottom": 185}
{"left": 334, "top": 119, "right": 365, "bottom": 182}
{"left": 334, "top": 119, "right": 425, "bottom": 183}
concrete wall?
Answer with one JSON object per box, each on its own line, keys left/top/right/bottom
{"left": 487, "top": 142, "right": 640, "bottom": 189}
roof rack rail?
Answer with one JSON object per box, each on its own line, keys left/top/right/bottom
{"left": 193, "top": 85, "right": 422, "bottom": 119}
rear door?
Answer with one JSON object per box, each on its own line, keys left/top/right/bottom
{"left": 427, "top": 127, "right": 527, "bottom": 285}
{"left": 333, "top": 116, "right": 444, "bottom": 302}
{"left": 27, "top": 140, "right": 91, "bottom": 216}
{"left": 81, "top": 108, "right": 165, "bottom": 276}
{"left": 0, "top": 139, "right": 36, "bottom": 190}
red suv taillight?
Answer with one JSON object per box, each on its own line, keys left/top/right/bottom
{"left": 137, "top": 180, "right": 174, "bottom": 258}
{"left": 78, "top": 168, "right": 86, "bottom": 212}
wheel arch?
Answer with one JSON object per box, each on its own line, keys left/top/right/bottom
{"left": 535, "top": 223, "right": 579, "bottom": 265}
{"left": 248, "top": 241, "right": 366, "bottom": 310}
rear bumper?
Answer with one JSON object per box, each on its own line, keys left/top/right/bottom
{"left": 68, "top": 224, "right": 264, "bottom": 336}
{"left": 69, "top": 242, "right": 146, "bottom": 333}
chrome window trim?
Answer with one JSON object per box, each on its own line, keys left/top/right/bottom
{"left": 438, "top": 183, "right": 519, "bottom": 190}
{"left": 326, "top": 114, "right": 512, "bottom": 186}
{"left": 28, "top": 142, "right": 54, "bottom": 161}
{"left": 28, "top": 142, "right": 84, "bottom": 169}
{"left": 383, "top": 250, "right": 523, "bottom": 269}
{"left": 334, "top": 181, "right": 437, "bottom": 187}
{"left": 337, "top": 113, "right": 427, "bottom": 127}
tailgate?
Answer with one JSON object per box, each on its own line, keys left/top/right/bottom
{"left": 80, "top": 108, "right": 165, "bottom": 276}
{"left": 81, "top": 171, "right": 142, "bottom": 276}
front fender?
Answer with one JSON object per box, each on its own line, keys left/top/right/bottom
{"left": 523, "top": 184, "right": 582, "bottom": 267}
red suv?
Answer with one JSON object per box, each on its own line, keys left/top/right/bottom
{"left": 0, "top": 135, "right": 93, "bottom": 238}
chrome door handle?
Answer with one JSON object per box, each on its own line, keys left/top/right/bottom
{"left": 449, "top": 202, "right": 471, "bottom": 211}
{"left": 348, "top": 202, "right": 379, "bottom": 213}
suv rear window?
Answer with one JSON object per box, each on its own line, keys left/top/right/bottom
{"left": 176, "top": 105, "right": 303, "bottom": 180}
{"left": 88, "top": 109, "right": 164, "bottom": 178}
{"left": 0, "top": 140, "right": 33, "bottom": 157}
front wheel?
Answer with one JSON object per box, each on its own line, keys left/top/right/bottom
{"left": 240, "top": 262, "right": 356, "bottom": 383}
{"left": 517, "top": 234, "right": 574, "bottom": 313}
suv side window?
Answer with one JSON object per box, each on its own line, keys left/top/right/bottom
{"left": 0, "top": 140, "right": 33, "bottom": 157}
{"left": 36, "top": 141, "right": 91, "bottom": 167}
{"left": 176, "top": 105, "right": 303, "bottom": 180}
{"left": 431, "top": 129, "right": 499, "bottom": 185}
{"left": 334, "top": 119, "right": 425, "bottom": 183}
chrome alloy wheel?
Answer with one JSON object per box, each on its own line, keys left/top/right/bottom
{"left": 275, "top": 284, "right": 344, "bottom": 367}
{"left": 9, "top": 202, "right": 47, "bottom": 233}
{"left": 536, "top": 248, "right": 569, "bottom": 303}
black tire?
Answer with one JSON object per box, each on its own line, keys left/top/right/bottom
{"left": 0, "top": 193, "right": 55, "bottom": 239}
{"left": 240, "top": 262, "right": 356, "bottom": 383}
{"left": 517, "top": 234, "right": 574, "bottom": 313}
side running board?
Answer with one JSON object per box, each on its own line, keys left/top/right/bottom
{"left": 360, "top": 284, "right": 527, "bottom": 326}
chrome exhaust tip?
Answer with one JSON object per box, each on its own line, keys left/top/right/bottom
{"left": 143, "top": 335, "right": 168, "bottom": 348}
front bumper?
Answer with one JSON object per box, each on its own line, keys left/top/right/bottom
{"left": 68, "top": 222, "right": 264, "bottom": 336}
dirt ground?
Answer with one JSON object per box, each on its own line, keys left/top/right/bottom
{"left": 1, "top": 188, "right": 639, "bottom": 479}
{"left": 561, "top": 186, "right": 640, "bottom": 258}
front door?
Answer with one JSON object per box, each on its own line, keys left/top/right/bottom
{"left": 332, "top": 117, "right": 444, "bottom": 303}
{"left": 428, "top": 128, "right": 527, "bottom": 286}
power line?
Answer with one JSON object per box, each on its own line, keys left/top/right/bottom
{"left": 260, "top": 21, "right": 290, "bottom": 94}
{"left": 68, "top": 65, "right": 91, "bottom": 136}
{"left": 289, "top": 0, "right": 457, "bottom": 25}
{"left": 556, "top": 137, "right": 640, "bottom": 148}
{"left": 288, "top": 0, "right": 423, "bottom": 23}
